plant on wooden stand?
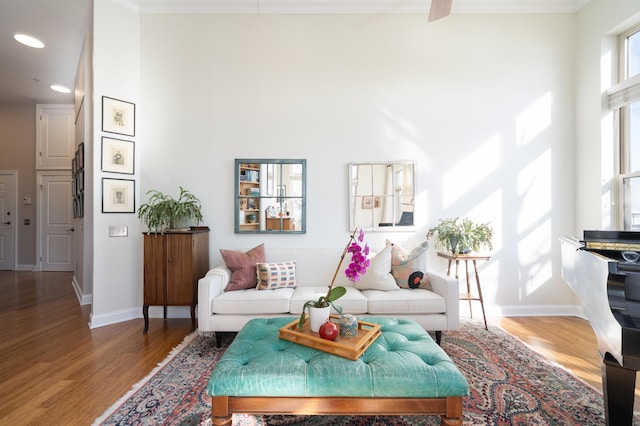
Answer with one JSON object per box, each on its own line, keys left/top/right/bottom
{"left": 298, "top": 229, "right": 370, "bottom": 331}
{"left": 426, "top": 217, "right": 493, "bottom": 254}
{"left": 137, "top": 186, "right": 203, "bottom": 234}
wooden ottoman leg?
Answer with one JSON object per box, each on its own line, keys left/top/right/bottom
{"left": 440, "top": 396, "right": 463, "bottom": 426}
{"left": 212, "top": 416, "right": 232, "bottom": 426}
{"left": 212, "top": 396, "right": 232, "bottom": 426}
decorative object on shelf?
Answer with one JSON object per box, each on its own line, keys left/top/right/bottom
{"left": 102, "top": 178, "right": 135, "bottom": 213}
{"left": 247, "top": 213, "right": 257, "bottom": 223}
{"left": 298, "top": 229, "right": 370, "bottom": 330}
{"left": 101, "top": 136, "right": 134, "bottom": 174}
{"left": 137, "top": 186, "right": 203, "bottom": 233}
{"left": 339, "top": 314, "right": 358, "bottom": 338}
{"left": 102, "top": 96, "right": 135, "bottom": 137}
{"left": 426, "top": 217, "right": 493, "bottom": 254}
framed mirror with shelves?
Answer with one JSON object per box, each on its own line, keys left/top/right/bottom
{"left": 235, "top": 159, "right": 306, "bottom": 234}
{"left": 349, "top": 162, "right": 415, "bottom": 232}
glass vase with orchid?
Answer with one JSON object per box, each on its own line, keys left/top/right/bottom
{"left": 298, "top": 229, "right": 370, "bottom": 330}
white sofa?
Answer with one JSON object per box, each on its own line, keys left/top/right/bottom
{"left": 197, "top": 247, "right": 459, "bottom": 346}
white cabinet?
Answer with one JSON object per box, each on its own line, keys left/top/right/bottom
{"left": 36, "top": 104, "right": 75, "bottom": 170}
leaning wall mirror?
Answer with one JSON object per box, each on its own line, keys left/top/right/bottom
{"left": 349, "top": 162, "right": 415, "bottom": 232}
{"left": 235, "top": 159, "right": 306, "bottom": 234}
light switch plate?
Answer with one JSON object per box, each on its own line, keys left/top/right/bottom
{"left": 109, "top": 225, "right": 128, "bottom": 237}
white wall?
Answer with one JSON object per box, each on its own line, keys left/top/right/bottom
{"left": 90, "top": 0, "right": 142, "bottom": 327}
{"left": 86, "top": 2, "right": 640, "bottom": 327}
{"left": 138, "top": 13, "right": 577, "bottom": 318}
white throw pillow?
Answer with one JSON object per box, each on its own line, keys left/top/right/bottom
{"left": 354, "top": 246, "right": 400, "bottom": 291}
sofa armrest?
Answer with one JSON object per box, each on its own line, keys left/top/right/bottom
{"left": 197, "top": 266, "right": 231, "bottom": 327}
{"left": 426, "top": 270, "right": 460, "bottom": 330}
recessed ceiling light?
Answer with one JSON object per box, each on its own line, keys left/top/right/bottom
{"left": 14, "top": 33, "right": 44, "bottom": 49}
{"left": 50, "top": 85, "right": 71, "bottom": 94}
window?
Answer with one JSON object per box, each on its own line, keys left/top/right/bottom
{"left": 610, "top": 25, "right": 640, "bottom": 230}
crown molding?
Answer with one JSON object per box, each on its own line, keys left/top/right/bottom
{"left": 125, "top": 0, "right": 590, "bottom": 15}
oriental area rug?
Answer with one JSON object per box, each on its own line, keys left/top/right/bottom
{"left": 93, "top": 322, "right": 626, "bottom": 426}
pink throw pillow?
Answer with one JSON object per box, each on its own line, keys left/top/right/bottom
{"left": 220, "top": 244, "right": 265, "bottom": 291}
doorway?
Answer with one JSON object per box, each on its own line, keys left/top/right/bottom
{"left": 37, "top": 171, "right": 74, "bottom": 271}
{"left": 0, "top": 171, "right": 17, "bottom": 270}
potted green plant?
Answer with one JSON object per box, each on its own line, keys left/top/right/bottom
{"left": 426, "top": 217, "right": 494, "bottom": 254}
{"left": 299, "top": 229, "right": 370, "bottom": 332}
{"left": 137, "top": 186, "right": 204, "bottom": 233}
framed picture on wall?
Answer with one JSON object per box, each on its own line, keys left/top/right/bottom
{"left": 102, "top": 96, "right": 135, "bottom": 136}
{"left": 102, "top": 137, "right": 134, "bottom": 174}
{"left": 362, "top": 196, "right": 373, "bottom": 209}
{"left": 78, "top": 142, "right": 84, "bottom": 169}
{"left": 102, "top": 178, "right": 135, "bottom": 213}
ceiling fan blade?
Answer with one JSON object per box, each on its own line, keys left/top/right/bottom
{"left": 428, "top": 0, "right": 452, "bottom": 22}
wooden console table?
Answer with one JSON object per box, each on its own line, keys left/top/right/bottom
{"left": 265, "top": 216, "right": 292, "bottom": 231}
{"left": 142, "top": 229, "right": 209, "bottom": 333}
{"left": 437, "top": 252, "right": 490, "bottom": 330}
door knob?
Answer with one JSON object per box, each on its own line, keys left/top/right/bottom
{"left": 67, "top": 227, "right": 75, "bottom": 232}
{"left": 2, "top": 221, "right": 10, "bottom": 225}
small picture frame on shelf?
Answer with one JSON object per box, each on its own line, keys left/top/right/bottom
{"left": 102, "top": 96, "right": 135, "bottom": 136}
{"left": 102, "top": 178, "right": 135, "bottom": 213}
{"left": 102, "top": 137, "right": 134, "bottom": 174}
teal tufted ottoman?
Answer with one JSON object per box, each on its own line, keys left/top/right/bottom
{"left": 207, "top": 317, "right": 468, "bottom": 426}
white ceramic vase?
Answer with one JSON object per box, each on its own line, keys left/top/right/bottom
{"left": 308, "top": 306, "right": 331, "bottom": 332}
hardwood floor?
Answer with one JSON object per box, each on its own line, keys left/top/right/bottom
{"left": 0, "top": 271, "right": 193, "bottom": 425}
{"left": 0, "top": 271, "right": 636, "bottom": 424}
{"left": 494, "top": 315, "right": 640, "bottom": 412}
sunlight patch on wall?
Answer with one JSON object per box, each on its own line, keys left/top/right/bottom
{"left": 378, "top": 103, "right": 421, "bottom": 151}
{"left": 443, "top": 134, "right": 501, "bottom": 208}
{"left": 518, "top": 218, "right": 553, "bottom": 297}
{"left": 517, "top": 148, "right": 552, "bottom": 297}
{"left": 516, "top": 92, "right": 551, "bottom": 147}
{"left": 517, "top": 150, "right": 551, "bottom": 234}
{"left": 467, "top": 189, "right": 502, "bottom": 249}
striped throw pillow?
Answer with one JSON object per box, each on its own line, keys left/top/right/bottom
{"left": 256, "top": 261, "right": 297, "bottom": 290}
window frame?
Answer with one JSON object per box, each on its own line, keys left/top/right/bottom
{"left": 611, "top": 24, "right": 640, "bottom": 230}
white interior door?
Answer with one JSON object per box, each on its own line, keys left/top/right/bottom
{"left": 0, "top": 171, "right": 17, "bottom": 270}
{"left": 38, "top": 171, "right": 73, "bottom": 271}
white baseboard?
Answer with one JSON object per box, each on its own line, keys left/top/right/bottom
{"left": 88, "top": 306, "right": 193, "bottom": 329}
{"left": 71, "top": 276, "right": 92, "bottom": 305}
{"left": 89, "top": 307, "right": 139, "bottom": 329}
{"left": 482, "top": 304, "right": 584, "bottom": 318}
{"left": 16, "top": 264, "right": 36, "bottom": 271}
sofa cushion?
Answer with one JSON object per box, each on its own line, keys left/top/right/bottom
{"left": 389, "top": 241, "right": 432, "bottom": 290}
{"left": 355, "top": 246, "right": 399, "bottom": 291}
{"left": 211, "top": 287, "right": 294, "bottom": 315}
{"left": 361, "top": 288, "right": 445, "bottom": 314}
{"left": 220, "top": 244, "right": 265, "bottom": 291}
{"left": 256, "top": 261, "right": 297, "bottom": 290}
{"left": 289, "top": 286, "right": 368, "bottom": 315}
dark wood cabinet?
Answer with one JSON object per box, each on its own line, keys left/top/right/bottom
{"left": 143, "top": 229, "right": 209, "bottom": 333}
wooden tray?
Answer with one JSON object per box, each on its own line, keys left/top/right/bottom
{"left": 279, "top": 315, "right": 381, "bottom": 360}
